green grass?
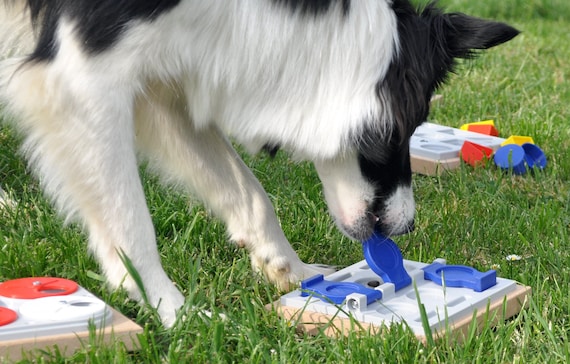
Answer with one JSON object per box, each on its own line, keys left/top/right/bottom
{"left": 1, "top": 0, "right": 569, "bottom": 362}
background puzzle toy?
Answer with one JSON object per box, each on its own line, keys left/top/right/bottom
{"left": 410, "top": 122, "right": 505, "bottom": 175}
{"left": 0, "top": 277, "right": 142, "bottom": 361}
{"left": 272, "top": 234, "right": 530, "bottom": 342}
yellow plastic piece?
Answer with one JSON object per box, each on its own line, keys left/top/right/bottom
{"left": 460, "top": 120, "right": 495, "bottom": 131}
{"left": 501, "top": 135, "right": 535, "bottom": 146}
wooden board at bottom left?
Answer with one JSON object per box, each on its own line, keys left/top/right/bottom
{"left": 0, "top": 307, "right": 142, "bottom": 362}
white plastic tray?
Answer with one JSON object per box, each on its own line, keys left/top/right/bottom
{"left": 411, "top": 122, "right": 505, "bottom": 160}
{"left": 280, "top": 258, "right": 518, "bottom": 336}
{"left": 0, "top": 285, "right": 112, "bottom": 341}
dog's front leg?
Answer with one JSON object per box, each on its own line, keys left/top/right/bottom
{"left": 1, "top": 64, "right": 185, "bottom": 327}
{"left": 144, "top": 128, "right": 335, "bottom": 290}
{"left": 135, "top": 90, "right": 334, "bottom": 291}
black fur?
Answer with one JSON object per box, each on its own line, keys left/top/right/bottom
{"left": 262, "top": 143, "right": 281, "bottom": 158}
{"left": 357, "top": 0, "right": 518, "bottom": 234}
{"left": 383, "top": 0, "right": 519, "bottom": 145}
{"left": 273, "top": 0, "right": 350, "bottom": 16}
{"left": 23, "top": 0, "right": 181, "bottom": 61}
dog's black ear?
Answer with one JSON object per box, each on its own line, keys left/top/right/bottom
{"left": 443, "top": 13, "right": 520, "bottom": 58}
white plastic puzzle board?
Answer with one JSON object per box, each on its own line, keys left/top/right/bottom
{"left": 410, "top": 122, "right": 505, "bottom": 175}
{"left": 0, "top": 279, "right": 111, "bottom": 341}
{"left": 275, "top": 258, "right": 530, "bottom": 340}
{"left": 0, "top": 277, "right": 142, "bottom": 361}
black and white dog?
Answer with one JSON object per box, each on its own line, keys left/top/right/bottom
{"left": 0, "top": 0, "right": 518, "bottom": 326}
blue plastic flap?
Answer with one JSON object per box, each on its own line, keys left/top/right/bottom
{"left": 362, "top": 232, "right": 412, "bottom": 291}
{"left": 300, "top": 274, "right": 382, "bottom": 305}
{"left": 422, "top": 263, "right": 497, "bottom": 292}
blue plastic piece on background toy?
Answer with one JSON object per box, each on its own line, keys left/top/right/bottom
{"left": 521, "top": 143, "right": 547, "bottom": 169}
{"left": 422, "top": 263, "right": 497, "bottom": 292}
{"left": 300, "top": 275, "right": 382, "bottom": 305}
{"left": 494, "top": 144, "right": 526, "bottom": 174}
{"left": 362, "top": 232, "right": 412, "bottom": 291}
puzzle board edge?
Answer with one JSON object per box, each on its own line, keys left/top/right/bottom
{"left": 268, "top": 284, "right": 531, "bottom": 343}
{"left": 0, "top": 307, "right": 143, "bottom": 362}
{"left": 410, "top": 154, "right": 461, "bottom": 176}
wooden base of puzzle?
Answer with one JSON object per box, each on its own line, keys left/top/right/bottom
{"left": 0, "top": 307, "right": 143, "bottom": 362}
{"left": 411, "top": 154, "right": 461, "bottom": 176}
{"left": 270, "top": 284, "right": 530, "bottom": 343}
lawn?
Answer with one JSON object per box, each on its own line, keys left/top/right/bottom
{"left": 1, "top": 0, "right": 569, "bottom": 362}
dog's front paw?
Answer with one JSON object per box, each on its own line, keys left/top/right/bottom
{"left": 149, "top": 285, "right": 185, "bottom": 328}
{"left": 251, "top": 253, "right": 336, "bottom": 291}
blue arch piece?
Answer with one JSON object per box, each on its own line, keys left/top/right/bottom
{"left": 362, "top": 232, "right": 412, "bottom": 291}
{"left": 300, "top": 275, "right": 382, "bottom": 305}
{"left": 422, "top": 263, "right": 497, "bottom": 292}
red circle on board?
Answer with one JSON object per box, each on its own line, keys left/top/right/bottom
{"left": 0, "top": 307, "right": 18, "bottom": 326}
{"left": 0, "top": 277, "right": 79, "bottom": 299}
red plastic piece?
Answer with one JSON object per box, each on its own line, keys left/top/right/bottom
{"left": 0, "top": 307, "right": 18, "bottom": 326}
{"left": 467, "top": 124, "right": 499, "bottom": 137}
{"left": 461, "top": 141, "right": 494, "bottom": 167}
{"left": 0, "top": 277, "right": 78, "bottom": 299}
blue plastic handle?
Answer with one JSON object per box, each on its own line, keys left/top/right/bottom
{"left": 422, "top": 263, "right": 496, "bottom": 292}
{"left": 300, "top": 275, "right": 382, "bottom": 305}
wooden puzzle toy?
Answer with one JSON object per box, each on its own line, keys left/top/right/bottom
{"left": 410, "top": 122, "right": 547, "bottom": 175}
{"left": 0, "top": 277, "right": 142, "bottom": 361}
{"left": 410, "top": 122, "right": 505, "bottom": 175}
{"left": 272, "top": 233, "right": 531, "bottom": 342}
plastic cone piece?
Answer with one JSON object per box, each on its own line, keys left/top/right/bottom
{"left": 501, "top": 135, "right": 535, "bottom": 146}
{"left": 460, "top": 141, "right": 494, "bottom": 167}
{"left": 460, "top": 120, "right": 495, "bottom": 131}
{"left": 467, "top": 124, "right": 499, "bottom": 137}
{"left": 493, "top": 144, "right": 527, "bottom": 174}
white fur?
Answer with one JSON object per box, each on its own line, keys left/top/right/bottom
{"left": 314, "top": 153, "right": 375, "bottom": 235}
{"left": 0, "top": 1, "right": 35, "bottom": 57}
{"left": 0, "top": 185, "right": 16, "bottom": 208}
{"left": 381, "top": 185, "right": 415, "bottom": 235}
{"left": 0, "top": 0, "right": 414, "bottom": 327}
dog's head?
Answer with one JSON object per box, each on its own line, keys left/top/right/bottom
{"left": 315, "top": 1, "right": 519, "bottom": 241}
